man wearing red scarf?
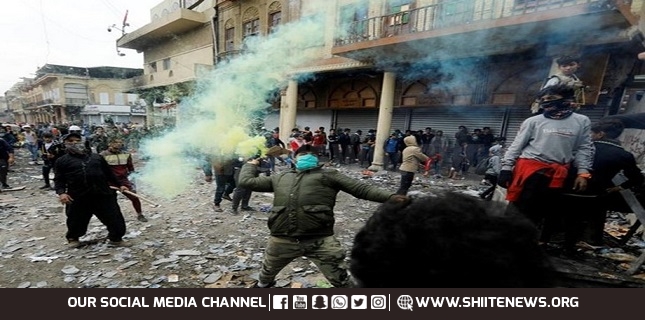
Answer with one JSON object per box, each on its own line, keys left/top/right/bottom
{"left": 498, "top": 84, "right": 594, "bottom": 246}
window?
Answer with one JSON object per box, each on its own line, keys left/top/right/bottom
{"left": 269, "top": 11, "right": 281, "bottom": 34}
{"left": 389, "top": 0, "right": 411, "bottom": 25}
{"left": 99, "top": 92, "right": 110, "bottom": 105}
{"left": 149, "top": 61, "right": 157, "bottom": 73}
{"left": 114, "top": 93, "right": 125, "bottom": 105}
{"left": 225, "top": 27, "right": 235, "bottom": 51}
{"left": 163, "top": 58, "right": 171, "bottom": 70}
{"left": 339, "top": 4, "right": 368, "bottom": 41}
{"left": 243, "top": 18, "right": 260, "bottom": 39}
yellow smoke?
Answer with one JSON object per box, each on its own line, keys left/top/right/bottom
{"left": 136, "top": 14, "right": 325, "bottom": 198}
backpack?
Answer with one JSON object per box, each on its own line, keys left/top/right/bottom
{"left": 475, "top": 156, "right": 490, "bottom": 175}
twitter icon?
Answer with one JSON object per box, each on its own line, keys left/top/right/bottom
{"left": 351, "top": 295, "right": 367, "bottom": 309}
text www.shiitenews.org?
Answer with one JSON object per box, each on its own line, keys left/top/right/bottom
{"left": 419, "top": 297, "right": 579, "bottom": 308}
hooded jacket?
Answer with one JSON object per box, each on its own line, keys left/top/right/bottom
{"left": 399, "top": 135, "right": 429, "bottom": 173}
{"left": 238, "top": 163, "right": 394, "bottom": 238}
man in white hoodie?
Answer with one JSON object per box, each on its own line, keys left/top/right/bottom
{"left": 396, "top": 135, "right": 429, "bottom": 195}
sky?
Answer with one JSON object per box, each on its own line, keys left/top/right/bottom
{"left": 0, "top": 0, "right": 161, "bottom": 94}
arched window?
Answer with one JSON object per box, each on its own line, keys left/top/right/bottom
{"left": 268, "top": 1, "right": 282, "bottom": 34}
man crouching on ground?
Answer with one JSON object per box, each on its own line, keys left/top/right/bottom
{"left": 238, "top": 144, "right": 408, "bottom": 288}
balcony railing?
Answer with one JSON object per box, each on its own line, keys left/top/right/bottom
{"left": 65, "top": 98, "right": 89, "bottom": 106}
{"left": 216, "top": 50, "right": 244, "bottom": 63}
{"left": 334, "top": 0, "right": 633, "bottom": 46}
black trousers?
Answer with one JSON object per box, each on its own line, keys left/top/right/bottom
{"left": 42, "top": 163, "right": 53, "bottom": 186}
{"left": 0, "top": 159, "right": 7, "bottom": 187}
{"left": 232, "top": 187, "right": 252, "bottom": 209}
{"left": 505, "top": 173, "right": 579, "bottom": 249}
{"left": 480, "top": 174, "right": 498, "bottom": 200}
{"left": 65, "top": 193, "right": 126, "bottom": 242}
{"left": 397, "top": 171, "right": 415, "bottom": 195}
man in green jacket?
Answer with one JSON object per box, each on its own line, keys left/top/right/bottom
{"left": 239, "top": 144, "right": 407, "bottom": 287}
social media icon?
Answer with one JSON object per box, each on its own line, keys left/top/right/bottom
{"left": 370, "top": 295, "right": 387, "bottom": 309}
{"left": 331, "top": 295, "right": 348, "bottom": 309}
{"left": 312, "top": 295, "right": 328, "bottom": 309}
{"left": 273, "top": 295, "right": 289, "bottom": 309}
{"left": 397, "top": 295, "right": 414, "bottom": 311}
{"left": 293, "top": 295, "right": 307, "bottom": 309}
{"left": 351, "top": 295, "right": 367, "bottom": 309}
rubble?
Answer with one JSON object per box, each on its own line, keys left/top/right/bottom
{"left": 1, "top": 149, "right": 645, "bottom": 287}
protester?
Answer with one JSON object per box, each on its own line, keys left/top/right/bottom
{"left": 39, "top": 132, "right": 65, "bottom": 190}
{"left": 479, "top": 144, "right": 504, "bottom": 201}
{"left": 498, "top": 84, "right": 594, "bottom": 245}
{"left": 0, "top": 138, "right": 15, "bottom": 190}
{"left": 100, "top": 138, "right": 148, "bottom": 222}
{"left": 350, "top": 191, "right": 555, "bottom": 287}
{"left": 397, "top": 135, "right": 429, "bottom": 195}
{"left": 238, "top": 144, "right": 408, "bottom": 288}
{"left": 570, "top": 119, "right": 644, "bottom": 247}
{"left": 54, "top": 133, "right": 130, "bottom": 248}
{"left": 203, "top": 156, "right": 236, "bottom": 212}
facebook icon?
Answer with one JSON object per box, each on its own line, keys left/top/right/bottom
{"left": 272, "top": 295, "right": 289, "bottom": 310}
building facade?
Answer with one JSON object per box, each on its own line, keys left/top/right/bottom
{"left": 6, "top": 64, "right": 145, "bottom": 126}
{"left": 119, "top": 0, "right": 645, "bottom": 169}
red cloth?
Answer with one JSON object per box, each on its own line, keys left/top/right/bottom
{"left": 423, "top": 154, "right": 442, "bottom": 171}
{"left": 506, "top": 158, "right": 569, "bottom": 202}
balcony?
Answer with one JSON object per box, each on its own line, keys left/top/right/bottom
{"left": 117, "top": 8, "right": 208, "bottom": 51}
{"left": 332, "top": 0, "right": 642, "bottom": 63}
{"left": 216, "top": 50, "right": 243, "bottom": 63}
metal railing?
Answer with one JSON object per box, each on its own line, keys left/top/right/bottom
{"left": 334, "top": 0, "right": 632, "bottom": 46}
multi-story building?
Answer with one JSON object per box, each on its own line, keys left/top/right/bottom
{"left": 117, "top": 0, "right": 213, "bottom": 127}
{"left": 119, "top": 0, "right": 645, "bottom": 169}
{"left": 12, "top": 64, "right": 144, "bottom": 125}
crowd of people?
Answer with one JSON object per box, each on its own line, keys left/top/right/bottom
{"left": 1, "top": 55, "right": 644, "bottom": 287}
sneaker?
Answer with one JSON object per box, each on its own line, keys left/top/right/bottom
{"left": 232, "top": 208, "right": 239, "bottom": 215}
{"left": 108, "top": 240, "right": 132, "bottom": 248}
{"left": 241, "top": 206, "right": 256, "bottom": 212}
{"left": 67, "top": 239, "right": 82, "bottom": 249}
{"left": 2, "top": 184, "right": 11, "bottom": 189}
{"left": 137, "top": 214, "right": 148, "bottom": 222}
{"left": 222, "top": 194, "right": 233, "bottom": 201}
{"left": 39, "top": 185, "right": 52, "bottom": 190}
{"left": 213, "top": 204, "right": 223, "bottom": 212}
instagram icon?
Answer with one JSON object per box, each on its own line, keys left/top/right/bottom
{"left": 371, "top": 295, "right": 387, "bottom": 309}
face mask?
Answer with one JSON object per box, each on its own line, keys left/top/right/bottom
{"left": 539, "top": 98, "right": 569, "bottom": 110}
{"left": 65, "top": 142, "right": 86, "bottom": 154}
{"left": 295, "top": 154, "right": 318, "bottom": 171}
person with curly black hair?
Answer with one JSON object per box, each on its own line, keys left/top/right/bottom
{"left": 350, "top": 191, "right": 555, "bottom": 287}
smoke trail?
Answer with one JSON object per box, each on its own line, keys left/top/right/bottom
{"left": 137, "top": 14, "right": 326, "bottom": 198}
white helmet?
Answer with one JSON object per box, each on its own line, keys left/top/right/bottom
{"left": 69, "top": 125, "right": 81, "bottom": 131}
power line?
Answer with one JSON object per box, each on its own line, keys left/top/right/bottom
{"left": 101, "top": 0, "right": 123, "bottom": 19}
{"left": 39, "top": 0, "right": 50, "bottom": 63}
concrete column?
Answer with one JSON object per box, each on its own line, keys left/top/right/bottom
{"left": 280, "top": 80, "right": 298, "bottom": 144}
{"left": 368, "top": 71, "right": 396, "bottom": 172}
{"left": 60, "top": 106, "right": 68, "bottom": 123}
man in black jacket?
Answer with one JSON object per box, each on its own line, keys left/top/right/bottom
{"left": 54, "top": 133, "right": 130, "bottom": 249}
{"left": 0, "top": 138, "right": 15, "bottom": 189}
{"left": 571, "top": 119, "right": 644, "bottom": 248}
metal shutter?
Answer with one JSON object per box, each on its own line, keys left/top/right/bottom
{"left": 410, "top": 106, "right": 507, "bottom": 147}
{"left": 504, "top": 107, "right": 534, "bottom": 143}
{"left": 335, "top": 108, "right": 408, "bottom": 134}
{"left": 334, "top": 109, "right": 378, "bottom": 133}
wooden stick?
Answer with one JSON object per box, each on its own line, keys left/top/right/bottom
{"left": 110, "top": 186, "right": 160, "bottom": 207}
